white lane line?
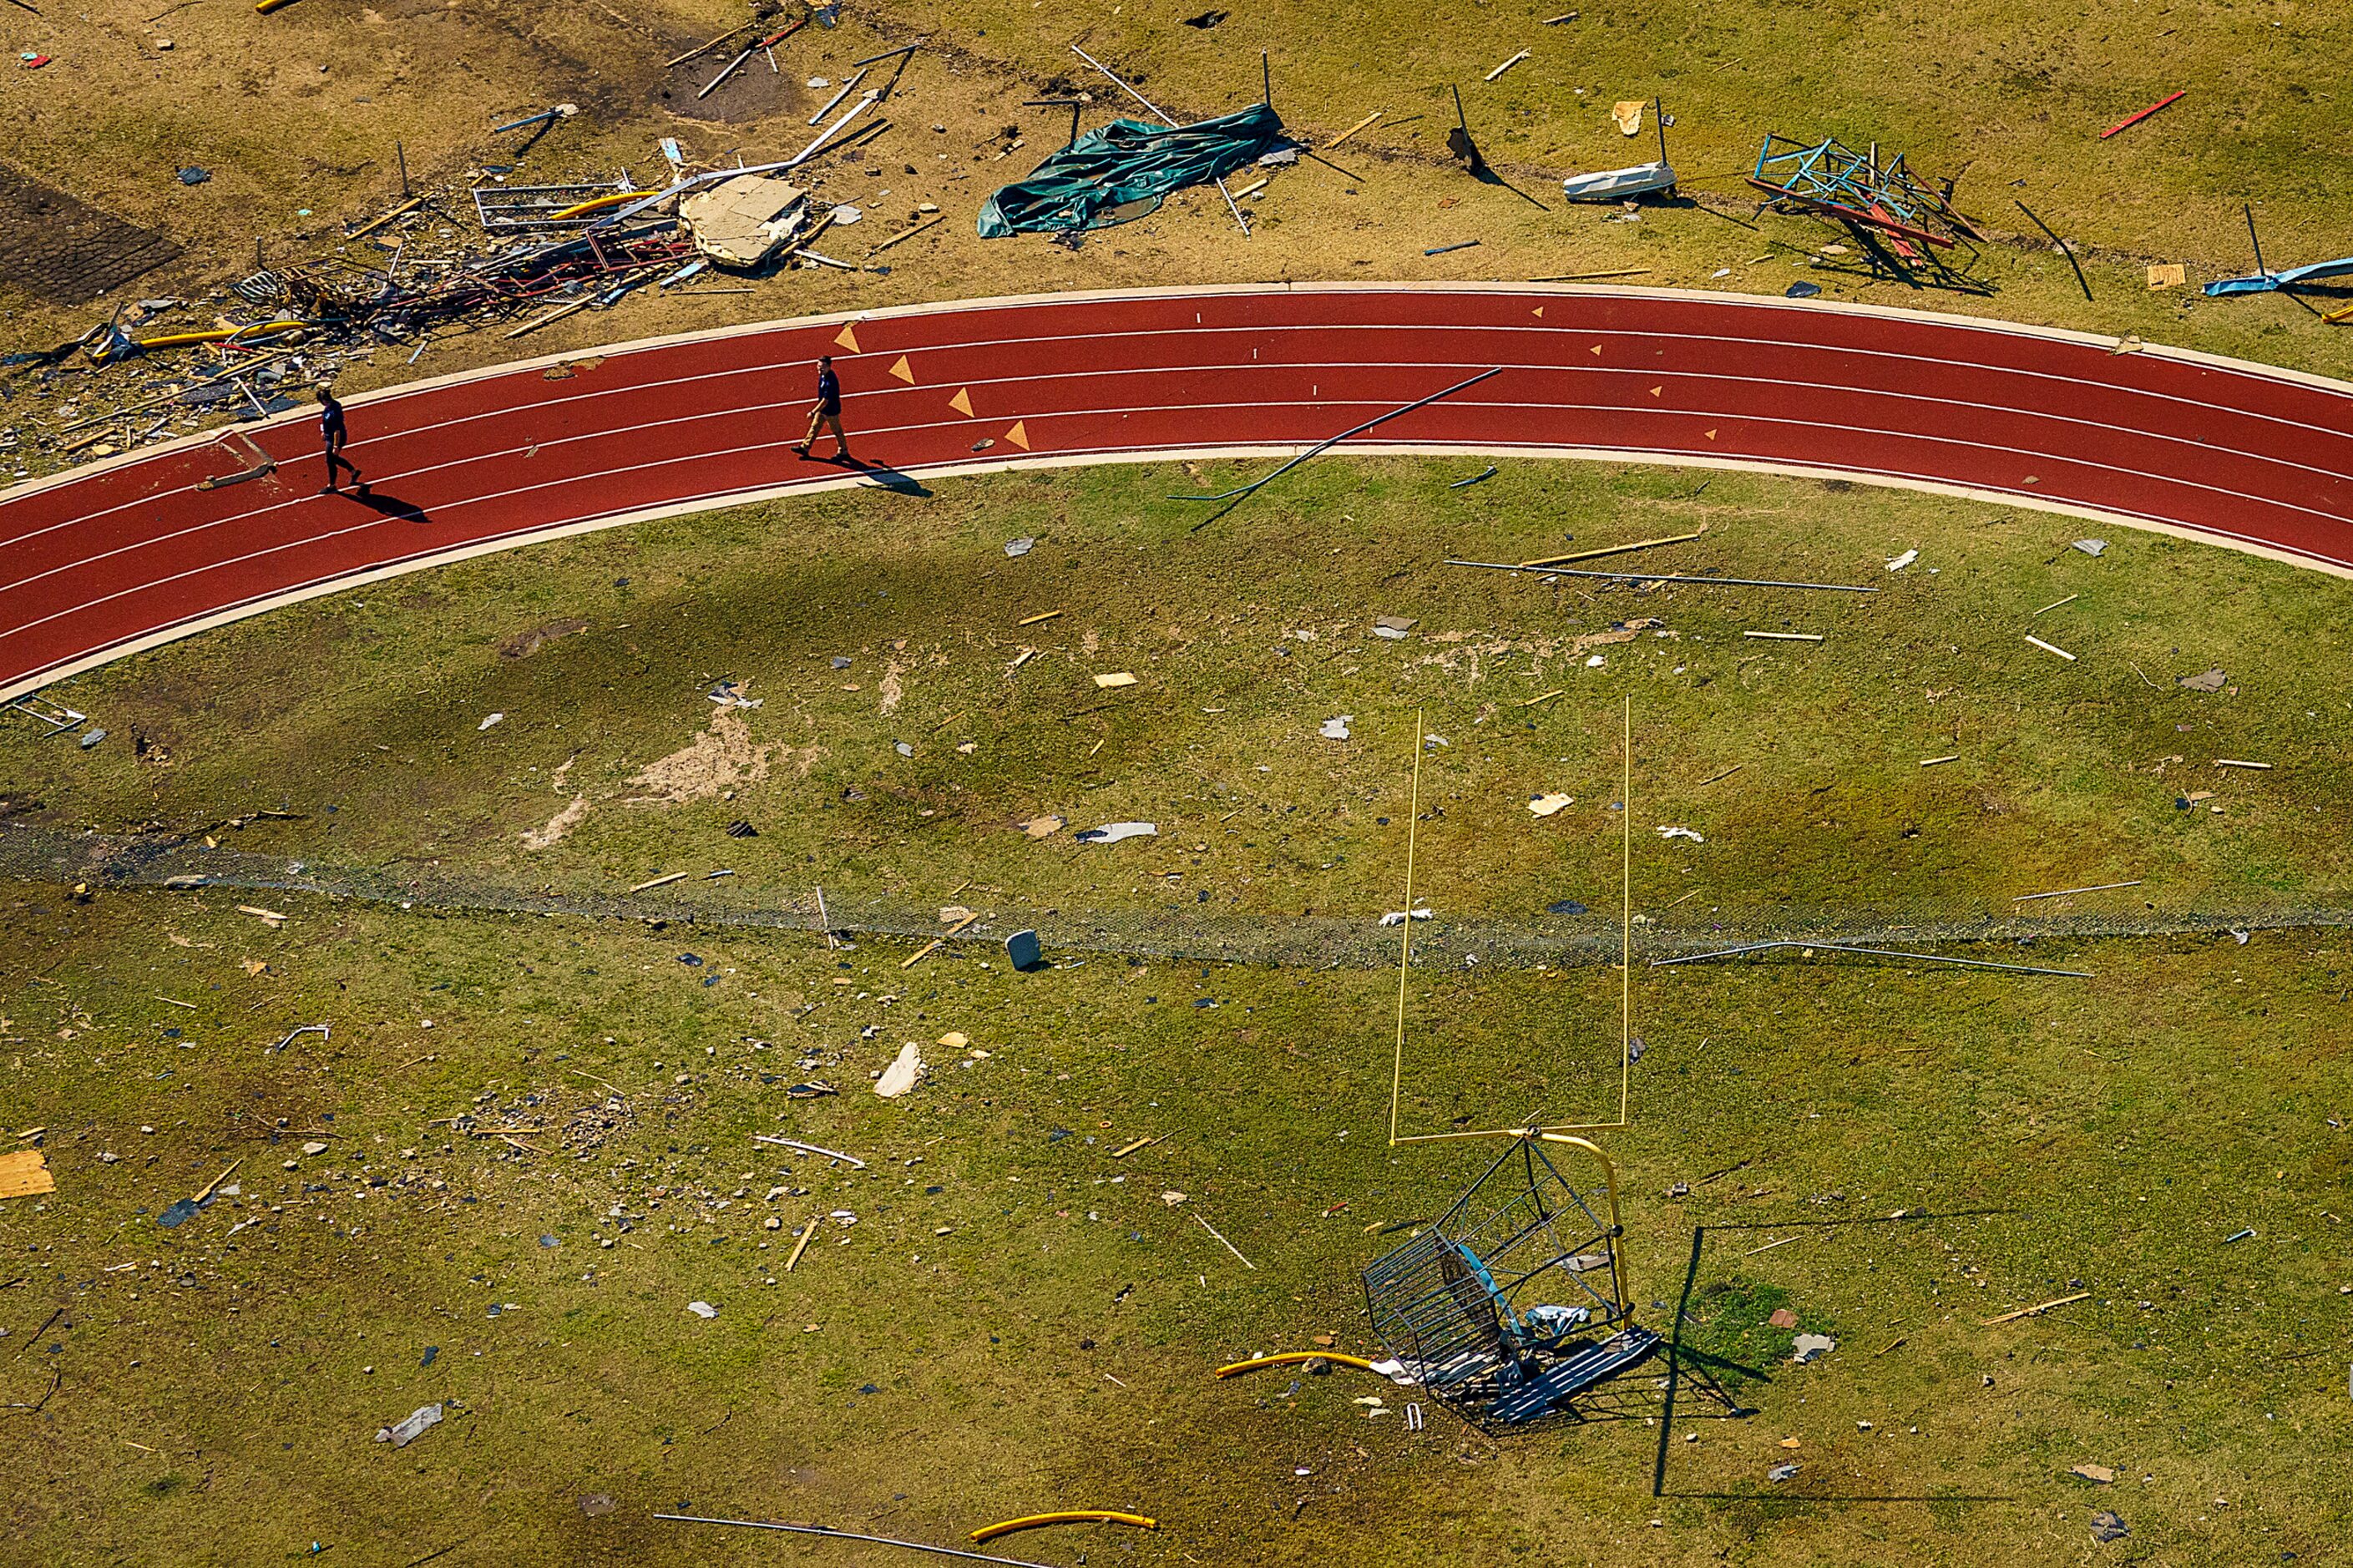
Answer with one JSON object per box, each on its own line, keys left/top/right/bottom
{"left": 3, "top": 382, "right": 2340, "bottom": 656}
{"left": 316, "top": 319, "right": 2353, "bottom": 476}
{"left": 12, "top": 313, "right": 2353, "bottom": 554}
{"left": 15, "top": 426, "right": 2353, "bottom": 700}
{"left": 9, "top": 349, "right": 2349, "bottom": 611}
{"left": 13, "top": 281, "right": 2353, "bottom": 523}
{"left": 13, "top": 334, "right": 2353, "bottom": 620}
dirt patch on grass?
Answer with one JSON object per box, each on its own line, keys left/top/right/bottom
{"left": 623, "top": 704, "right": 782, "bottom": 803}
{"left": 654, "top": 51, "right": 811, "bottom": 127}
{"left": 496, "top": 616, "right": 589, "bottom": 660}
{"left": 521, "top": 795, "right": 590, "bottom": 848}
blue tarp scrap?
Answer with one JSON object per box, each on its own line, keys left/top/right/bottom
{"left": 2204, "top": 254, "right": 2353, "bottom": 296}
{"left": 978, "top": 104, "right": 1288, "bottom": 238}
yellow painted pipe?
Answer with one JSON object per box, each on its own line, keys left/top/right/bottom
{"left": 970, "top": 1510, "right": 1156, "bottom": 1544}
{"left": 545, "top": 190, "right": 656, "bottom": 222}
{"left": 85, "top": 321, "right": 308, "bottom": 365}
{"left": 1536, "top": 1132, "right": 1633, "bottom": 1318}
{"left": 1212, "top": 1350, "right": 1378, "bottom": 1379}
{"left": 134, "top": 321, "right": 308, "bottom": 352}
{"left": 255, "top": 0, "right": 303, "bottom": 13}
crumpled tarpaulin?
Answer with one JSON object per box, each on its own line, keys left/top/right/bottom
{"left": 977, "top": 104, "right": 1287, "bottom": 237}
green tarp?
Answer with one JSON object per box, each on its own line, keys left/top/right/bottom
{"left": 977, "top": 104, "right": 1287, "bottom": 238}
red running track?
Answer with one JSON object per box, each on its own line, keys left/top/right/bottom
{"left": 6, "top": 281, "right": 2352, "bottom": 702}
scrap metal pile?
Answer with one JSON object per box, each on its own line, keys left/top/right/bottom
{"left": 237, "top": 219, "right": 703, "bottom": 345}
{"left": 99, "top": 154, "right": 832, "bottom": 362}
{"left": 1748, "top": 134, "right": 1989, "bottom": 291}
{"left": 0, "top": 141, "right": 863, "bottom": 477}
{"left": 0, "top": 9, "right": 935, "bottom": 478}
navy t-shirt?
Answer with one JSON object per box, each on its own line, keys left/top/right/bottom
{"left": 816, "top": 366, "right": 841, "bottom": 415}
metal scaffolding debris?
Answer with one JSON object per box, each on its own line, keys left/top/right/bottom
{"left": 1748, "top": 134, "right": 1988, "bottom": 291}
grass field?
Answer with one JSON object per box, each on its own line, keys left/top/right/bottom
{"left": 9, "top": 0, "right": 2353, "bottom": 1559}
{"left": 6, "top": 458, "right": 2351, "bottom": 1563}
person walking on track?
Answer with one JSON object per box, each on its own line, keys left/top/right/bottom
{"left": 317, "top": 384, "right": 365, "bottom": 495}
{"left": 792, "top": 354, "right": 852, "bottom": 463}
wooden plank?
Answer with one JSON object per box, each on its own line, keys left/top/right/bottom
{"left": 785, "top": 1214, "right": 820, "bottom": 1271}
{"left": 348, "top": 197, "right": 423, "bottom": 242}
{"left": 1980, "top": 1291, "right": 2088, "bottom": 1327}
{"left": 0, "top": 1148, "right": 54, "bottom": 1201}
{"left": 868, "top": 212, "right": 946, "bottom": 255}
{"left": 902, "top": 911, "right": 981, "bottom": 969}
{"left": 1520, "top": 525, "right": 1703, "bottom": 569}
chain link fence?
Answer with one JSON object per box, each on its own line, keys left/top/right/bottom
{"left": 5, "top": 822, "right": 2344, "bottom": 970}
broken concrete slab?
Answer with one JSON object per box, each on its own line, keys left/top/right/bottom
{"left": 680, "top": 175, "right": 810, "bottom": 267}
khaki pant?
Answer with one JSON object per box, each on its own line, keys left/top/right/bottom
{"left": 797, "top": 406, "right": 848, "bottom": 456}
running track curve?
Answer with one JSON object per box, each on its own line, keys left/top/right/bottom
{"left": 5, "top": 281, "right": 2351, "bottom": 703}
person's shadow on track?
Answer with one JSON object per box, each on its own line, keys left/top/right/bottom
{"left": 341, "top": 488, "right": 433, "bottom": 524}
{"left": 845, "top": 460, "right": 931, "bottom": 498}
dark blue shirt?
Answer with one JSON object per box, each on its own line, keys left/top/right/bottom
{"left": 816, "top": 366, "right": 841, "bottom": 415}
{"left": 320, "top": 399, "right": 347, "bottom": 442}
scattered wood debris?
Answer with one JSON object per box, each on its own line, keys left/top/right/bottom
{"left": 1981, "top": 1291, "right": 2089, "bottom": 1326}
{"left": 0, "top": 1148, "right": 54, "bottom": 1201}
